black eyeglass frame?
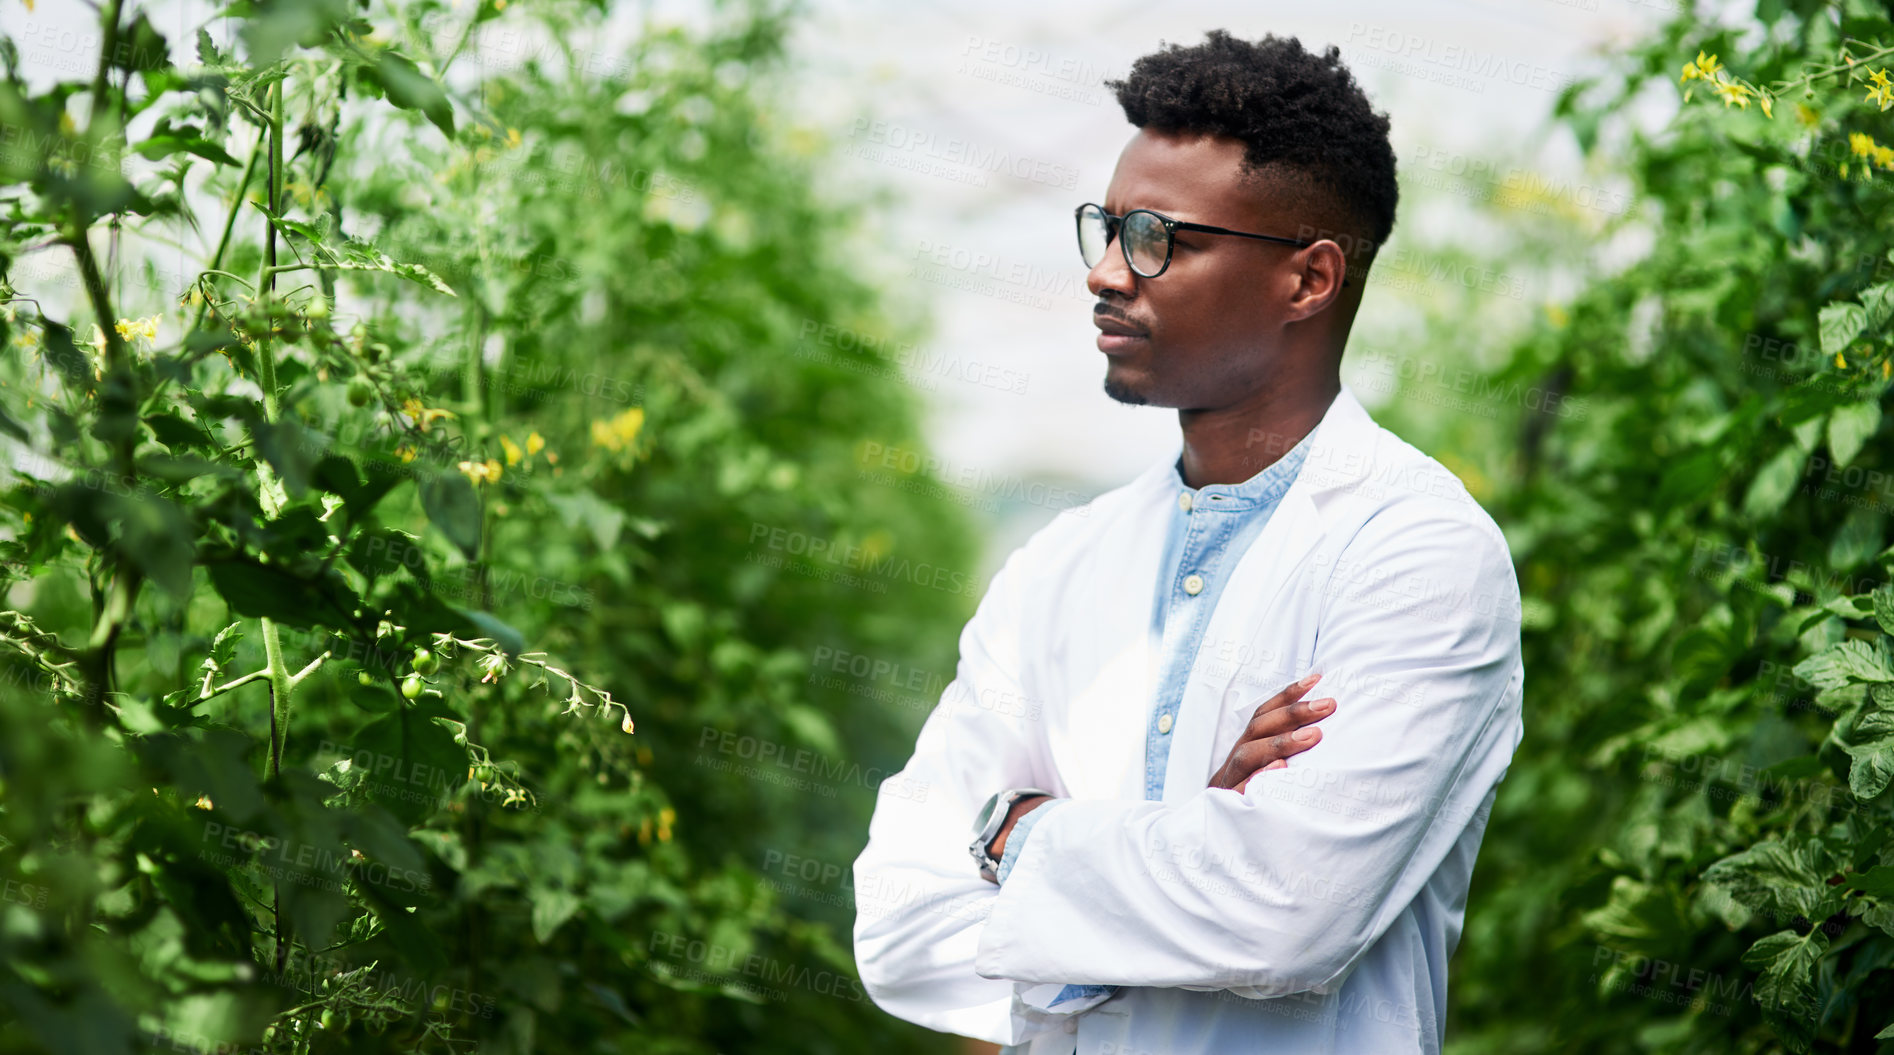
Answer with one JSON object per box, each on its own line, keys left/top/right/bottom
{"left": 1076, "top": 202, "right": 1318, "bottom": 279}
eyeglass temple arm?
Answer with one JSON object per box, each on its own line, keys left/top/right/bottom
{"left": 1172, "top": 219, "right": 1313, "bottom": 249}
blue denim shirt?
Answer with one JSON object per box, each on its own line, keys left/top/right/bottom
{"left": 994, "top": 430, "right": 1316, "bottom": 1009}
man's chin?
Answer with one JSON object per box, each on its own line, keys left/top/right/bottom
{"left": 1102, "top": 374, "right": 1152, "bottom": 406}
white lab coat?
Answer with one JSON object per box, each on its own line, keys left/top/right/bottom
{"left": 851, "top": 382, "right": 1524, "bottom": 1054}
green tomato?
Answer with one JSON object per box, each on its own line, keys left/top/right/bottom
{"left": 411, "top": 647, "right": 440, "bottom": 676}
{"left": 346, "top": 377, "right": 373, "bottom": 407}
{"left": 357, "top": 671, "right": 375, "bottom": 687}
{"left": 306, "top": 297, "right": 330, "bottom": 320}
{"left": 401, "top": 673, "right": 425, "bottom": 701}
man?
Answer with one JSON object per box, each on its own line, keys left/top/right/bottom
{"left": 852, "top": 30, "right": 1523, "bottom": 1055}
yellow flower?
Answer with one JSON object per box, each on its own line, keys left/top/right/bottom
{"left": 1836, "top": 351, "right": 1848, "bottom": 369}
{"left": 525, "top": 431, "right": 545, "bottom": 456}
{"left": 590, "top": 406, "right": 645, "bottom": 452}
{"left": 400, "top": 396, "right": 456, "bottom": 433}
{"left": 114, "top": 314, "right": 161, "bottom": 343}
{"left": 1758, "top": 93, "right": 1773, "bottom": 119}
{"left": 193, "top": 794, "right": 214, "bottom": 809}
{"left": 499, "top": 433, "right": 523, "bottom": 466}
{"left": 457, "top": 458, "right": 503, "bottom": 486}
{"left": 1869, "top": 81, "right": 1894, "bottom": 111}
{"left": 396, "top": 444, "right": 417, "bottom": 463}
{"left": 1851, "top": 132, "right": 1877, "bottom": 158}
{"left": 1713, "top": 81, "right": 1751, "bottom": 109}
{"left": 1875, "top": 145, "right": 1894, "bottom": 170}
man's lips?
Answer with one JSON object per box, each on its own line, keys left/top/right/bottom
{"left": 1094, "top": 313, "right": 1149, "bottom": 354}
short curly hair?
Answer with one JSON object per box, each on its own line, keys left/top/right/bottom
{"left": 1107, "top": 30, "right": 1398, "bottom": 259}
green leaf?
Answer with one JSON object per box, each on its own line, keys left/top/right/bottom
{"left": 530, "top": 886, "right": 581, "bottom": 944}
{"left": 1845, "top": 865, "right": 1894, "bottom": 898}
{"left": 1819, "top": 301, "right": 1867, "bottom": 356}
{"left": 1841, "top": 707, "right": 1894, "bottom": 799}
{"left": 1741, "top": 928, "right": 1828, "bottom": 1045}
{"left": 350, "top": 706, "right": 466, "bottom": 825}
{"left": 248, "top": 418, "right": 324, "bottom": 498}
{"left": 1872, "top": 585, "right": 1894, "bottom": 636}
{"left": 1861, "top": 282, "right": 1894, "bottom": 332}
{"left": 201, "top": 622, "right": 244, "bottom": 678}
{"left": 1826, "top": 400, "right": 1882, "bottom": 466}
{"left": 145, "top": 411, "right": 217, "bottom": 452}
{"left": 204, "top": 557, "right": 363, "bottom": 631}
{"left": 1703, "top": 840, "right": 1833, "bottom": 921}
{"left": 1743, "top": 445, "right": 1804, "bottom": 519}
{"left": 40, "top": 321, "right": 92, "bottom": 392}
{"left": 1828, "top": 505, "right": 1885, "bottom": 571}
{"left": 367, "top": 51, "right": 456, "bottom": 138}
{"left": 112, "top": 491, "right": 196, "bottom": 597}
{"left": 1794, "top": 639, "right": 1894, "bottom": 690}
{"left": 419, "top": 470, "right": 482, "bottom": 559}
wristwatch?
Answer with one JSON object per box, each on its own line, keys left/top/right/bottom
{"left": 968, "top": 787, "right": 1052, "bottom": 882}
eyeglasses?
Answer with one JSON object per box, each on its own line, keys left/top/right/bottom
{"left": 1075, "top": 202, "right": 1316, "bottom": 279}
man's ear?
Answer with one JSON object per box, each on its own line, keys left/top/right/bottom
{"left": 1284, "top": 239, "right": 1349, "bottom": 322}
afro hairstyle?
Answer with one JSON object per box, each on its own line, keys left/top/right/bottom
{"left": 1106, "top": 30, "right": 1398, "bottom": 262}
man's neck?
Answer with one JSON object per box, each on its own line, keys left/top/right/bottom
{"left": 1174, "top": 375, "right": 1340, "bottom": 489}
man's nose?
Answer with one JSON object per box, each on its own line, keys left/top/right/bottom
{"left": 1086, "top": 236, "right": 1136, "bottom": 299}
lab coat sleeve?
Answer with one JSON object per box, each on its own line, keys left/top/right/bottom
{"left": 972, "top": 504, "right": 1525, "bottom": 996}
{"left": 851, "top": 543, "right": 1086, "bottom": 1045}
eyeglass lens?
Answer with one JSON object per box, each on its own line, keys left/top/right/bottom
{"left": 1077, "top": 206, "right": 1169, "bottom": 277}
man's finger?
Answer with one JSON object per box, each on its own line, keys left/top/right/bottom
{"left": 1252, "top": 671, "right": 1323, "bottom": 718}
{"left": 1244, "top": 696, "right": 1336, "bottom": 740}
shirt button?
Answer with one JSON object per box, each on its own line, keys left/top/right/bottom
{"left": 1157, "top": 713, "right": 1173, "bottom": 734}
{"left": 1177, "top": 491, "right": 1193, "bottom": 512}
{"left": 1183, "top": 574, "right": 1205, "bottom": 595}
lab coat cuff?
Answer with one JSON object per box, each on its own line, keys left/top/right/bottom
{"left": 996, "top": 798, "right": 1067, "bottom": 885}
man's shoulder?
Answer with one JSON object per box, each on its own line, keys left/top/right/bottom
{"left": 1328, "top": 420, "right": 1511, "bottom": 561}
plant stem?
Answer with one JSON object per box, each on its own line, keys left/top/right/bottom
{"left": 255, "top": 77, "right": 286, "bottom": 422}
{"left": 69, "top": 221, "right": 141, "bottom": 718}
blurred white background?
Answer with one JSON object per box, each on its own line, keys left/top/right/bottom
{"left": 781, "top": 0, "right": 1696, "bottom": 570}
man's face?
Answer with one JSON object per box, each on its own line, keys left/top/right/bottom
{"left": 1087, "top": 129, "right": 1308, "bottom": 409}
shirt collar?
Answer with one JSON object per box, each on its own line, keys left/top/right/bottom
{"left": 1167, "top": 426, "right": 1316, "bottom": 513}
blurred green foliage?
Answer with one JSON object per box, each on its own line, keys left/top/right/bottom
{"left": 0, "top": 1, "right": 972, "bottom": 1052}
{"left": 1364, "top": 2, "right": 1894, "bottom": 1052}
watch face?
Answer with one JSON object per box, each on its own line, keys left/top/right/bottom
{"left": 973, "top": 792, "right": 1001, "bottom": 833}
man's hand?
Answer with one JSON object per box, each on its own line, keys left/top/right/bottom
{"left": 1207, "top": 672, "right": 1334, "bottom": 794}
{"left": 984, "top": 794, "right": 1053, "bottom": 880}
